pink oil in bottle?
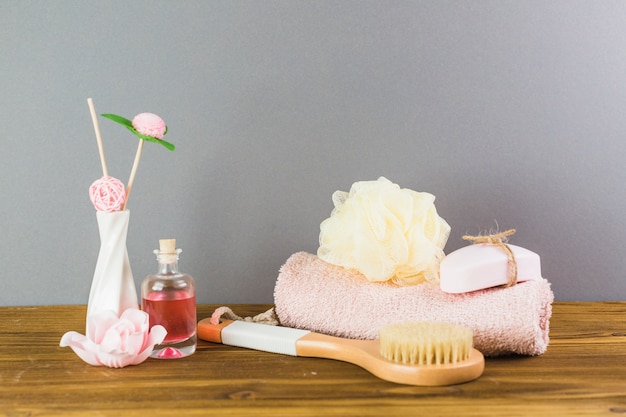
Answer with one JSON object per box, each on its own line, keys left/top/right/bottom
{"left": 142, "top": 292, "right": 196, "bottom": 344}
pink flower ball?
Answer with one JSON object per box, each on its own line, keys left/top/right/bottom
{"left": 132, "top": 113, "right": 166, "bottom": 139}
{"left": 89, "top": 176, "right": 126, "bottom": 212}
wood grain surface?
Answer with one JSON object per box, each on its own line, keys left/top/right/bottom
{"left": 1, "top": 303, "right": 625, "bottom": 416}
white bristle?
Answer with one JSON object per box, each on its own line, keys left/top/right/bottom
{"left": 379, "top": 322, "right": 473, "bottom": 365}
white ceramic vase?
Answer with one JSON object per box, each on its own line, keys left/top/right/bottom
{"left": 86, "top": 210, "right": 139, "bottom": 334}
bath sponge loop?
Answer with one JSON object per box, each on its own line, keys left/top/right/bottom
{"left": 461, "top": 229, "right": 518, "bottom": 287}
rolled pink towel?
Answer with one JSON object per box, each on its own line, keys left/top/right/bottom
{"left": 274, "top": 252, "right": 554, "bottom": 357}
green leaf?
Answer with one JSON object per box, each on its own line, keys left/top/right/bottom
{"left": 101, "top": 113, "right": 133, "bottom": 127}
{"left": 157, "top": 138, "right": 175, "bottom": 151}
{"left": 124, "top": 126, "right": 175, "bottom": 151}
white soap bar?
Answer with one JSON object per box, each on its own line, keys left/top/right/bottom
{"left": 439, "top": 244, "right": 542, "bottom": 294}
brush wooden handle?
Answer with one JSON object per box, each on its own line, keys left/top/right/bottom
{"left": 297, "top": 332, "right": 484, "bottom": 386}
{"left": 197, "top": 318, "right": 484, "bottom": 386}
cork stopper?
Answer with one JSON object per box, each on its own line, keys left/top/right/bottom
{"left": 155, "top": 238, "right": 180, "bottom": 263}
{"left": 159, "top": 239, "right": 177, "bottom": 255}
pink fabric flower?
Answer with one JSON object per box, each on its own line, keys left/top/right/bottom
{"left": 60, "top": 308, "right": 167, "bottom": 368}
{"left": 132, "top": 113, "right": 167, "bottom": 139}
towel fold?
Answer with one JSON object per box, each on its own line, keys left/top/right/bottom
{"left": 274, "top": 252, "right": 554, "bottom": 357}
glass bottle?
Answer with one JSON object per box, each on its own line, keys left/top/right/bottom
{"left": 141, "top": 239, "right": 196, "bottom": 359}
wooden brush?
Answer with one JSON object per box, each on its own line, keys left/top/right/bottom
{"left": 197, "top": 318, "right": 484, "bottom": 386}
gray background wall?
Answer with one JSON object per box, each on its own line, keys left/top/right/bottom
{"left": 2, "top": 0, "right": 625, "bottom": 306}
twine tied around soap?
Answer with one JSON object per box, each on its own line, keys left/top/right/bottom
{"left": 462, "top": 228, "right": 518, "bottom": 288}
{"left": 210, "top": 306, "right": 279, "bottom": 326}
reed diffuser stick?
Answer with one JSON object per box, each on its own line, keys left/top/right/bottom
{"left": 87, "top": 98, "right": 109, "bottom": 178}
{"left": 123, "top": 139, "right": 144, "bottom": 210}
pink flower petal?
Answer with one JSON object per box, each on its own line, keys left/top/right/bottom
{"left": 89, "top": 310, "right": 122, "bottom": 343}
{"left": 120, "top": 308, "right": 150, "bottom": 331}
{"left": 95, "top": 350, "right": 137, "bottom": 368}
{"left": 131, "top": 325, "right": 167, "bottom": 365}
{"left": 59, "top": 331, "right": 101, "bottom": 366}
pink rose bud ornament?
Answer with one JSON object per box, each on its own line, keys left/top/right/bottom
{"left": 60, "top": 308, "right": 167, "bottom": 368}
{"left": 132, "top": 113, "right": 167, "bottom": 139}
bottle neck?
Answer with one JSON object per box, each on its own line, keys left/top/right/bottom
{"left": 156, "top": 253, "right": 180, "bottom": 275}
{"left": 158, "top": 261, "right": 179, "bottom": 275}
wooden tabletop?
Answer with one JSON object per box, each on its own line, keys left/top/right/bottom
{"left": 1, "top": 302, "right": 625, "bottom": 416}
